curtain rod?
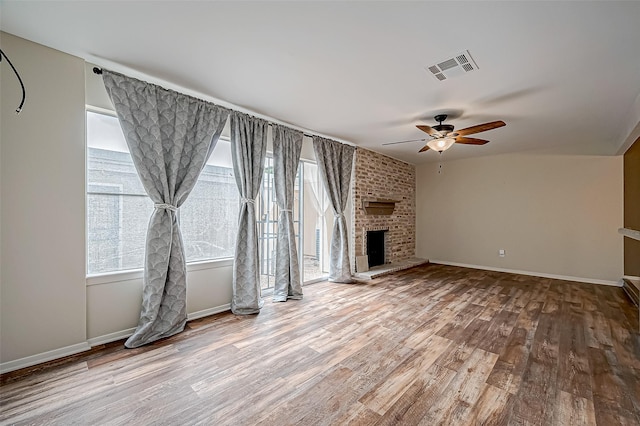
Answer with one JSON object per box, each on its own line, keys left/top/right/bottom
{"left": 92, "top": 67, "right": 353, "bottom": 145}
{"left": 267, "top": 123, "right": 315, "bottom": 140}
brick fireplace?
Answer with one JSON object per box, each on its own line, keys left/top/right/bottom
{"left": 351, "top": 148, "right": 416, "bottom": 271}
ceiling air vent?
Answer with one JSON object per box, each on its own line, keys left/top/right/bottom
{"left": 426, "top": 50, "right": 479, "bottom": 82}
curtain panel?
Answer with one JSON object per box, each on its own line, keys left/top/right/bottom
{"left": 272, "top": 125, "right": 304, "bottom": 301}
{"left": 312, "top": 137, "right": 356, "bottom": 283}
{"left": 102, "top": 70, "right": 229, "bottom": 348}
{"left": 230, "top": 111, "right": 268, "bottom": 314}
{"left": 303, "top": 165, "right": 329, "bottom": 224}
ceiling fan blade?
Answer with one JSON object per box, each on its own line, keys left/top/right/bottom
{"left": 418, "top": 144, "right": 430, "bottom": 152}
{"left": 455, "top": 120, "right": 505, "bottom": 136}
{"left": 416, "top": 125, "right": 443, "bottom": 138}
{"left": 455, "top": 137, "right": 489, "bottom": 145}
{"left": 382, "top": 138, "right": 428, "bottom": 146}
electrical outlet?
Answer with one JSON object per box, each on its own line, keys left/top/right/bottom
{"left": 499, "top": 249, "right": 505, "bottom": 257}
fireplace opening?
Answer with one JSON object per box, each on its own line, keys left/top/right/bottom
{"left": 367, "top": 230, "right": 386, "bottom": 268}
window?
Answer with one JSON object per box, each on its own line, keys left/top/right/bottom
{"left": 86, "top": 110, "right": 239, "bottom": 275}
{"left": 180, "top": 140, "right": 238, "bottom": 262}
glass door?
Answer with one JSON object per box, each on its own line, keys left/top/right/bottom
{"left": 257, "top": 157, "right": 303, "bottom": 290}
{"left": 257, "top": 159, "right": 330, "bottom": 288}
{"left": 302, "top": 161, "right": 331, "bottom": 282}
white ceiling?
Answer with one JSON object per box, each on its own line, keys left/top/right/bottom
{"left": 2, "top": 1, "right": 640, "bottom": 164}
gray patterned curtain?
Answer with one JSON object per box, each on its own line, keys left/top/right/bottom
{"left": 230, "top": 112, "right": 268, "bottom": 314}
{"left": 312, "top": 137, "right": 356, "bottom": 283}
{"left": 272, "top": 125, "right": 303, "bottom": 301}
{"left": 102, "top": 71, "right": 229, "bottom": 348}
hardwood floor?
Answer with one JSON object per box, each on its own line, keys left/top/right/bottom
{"left": 1, "top": 264, "right": 639, "bottom": 425}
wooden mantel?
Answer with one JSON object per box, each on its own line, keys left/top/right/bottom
{"left": 362, "top": 198, "right": 398, "bottom": 215}
{"left": 618, "top": 227, "right": 640, "bottom": 241}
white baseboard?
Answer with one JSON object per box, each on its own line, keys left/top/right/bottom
{"left": 86, "top": 327, "right": 136, "bottom": 347}
{"left": 187, "top": 303, "right": 231, "bottom": 321}
{"left": 429, "top": 260, "right": 621, "bottom": 287}
{"left": 1, "top": 304, "right": 233, "bottom": 375}
{"left": 86, "top": 304, "right": 232, "bottom": 347}
{"left": 623, "top": 275, "right": 640, "bottom": 282}
{"left": 0, "top": 342, "right": 91, "bottom": 375}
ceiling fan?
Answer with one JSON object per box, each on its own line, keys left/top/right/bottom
{"left": 384, "top": 114, "right": 506, "bottom": 153}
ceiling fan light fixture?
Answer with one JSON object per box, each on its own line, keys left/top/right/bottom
{"left": 409, "top": 115, "right": 505, "bottom": 153}
{"left": 427, "top": 137, "right": 456, "bottom": 152}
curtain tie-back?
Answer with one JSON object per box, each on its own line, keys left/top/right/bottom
{"left": 280, "top": 209, "right": 293, "bottom": 213}
{"left": 154, "top": 203, "right": 178, "bottom": 212}
{"left": 241, "top": 197, "right": 255, "bottom": 204}
{"left": 335, "top": 213, "right": 344, "bottom": 219}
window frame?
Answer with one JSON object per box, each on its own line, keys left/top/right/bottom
{"left": 85, "top": 107, "right": 238, "bottom": 280}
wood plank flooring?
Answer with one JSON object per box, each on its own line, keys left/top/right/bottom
{"left": 1, "top": 264, "right": 639, "bottom": 425}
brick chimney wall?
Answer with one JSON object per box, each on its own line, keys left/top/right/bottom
{"left": 351, "top": 148, "right": 416, "bottom": 268}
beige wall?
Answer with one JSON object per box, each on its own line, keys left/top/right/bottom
{"left": 1, "top": 33, "right": 88, "bottom": 363}
{"left": 416, "top": 153, "right": 623, "bottom": 283}
{"left": 86, "top": 260, "right": 234, "bottom": 340}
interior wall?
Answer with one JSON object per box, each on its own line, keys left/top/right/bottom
{"left": 624, "top": 137, "right": 640, "bottom": 277}
{"left": 416, "top": 152, "right": 623, "bottom": 283}
{"left": 86, "top": 260, "right": 234, "bottom": 340}
{"left": 1, "top": 32, "right": 87, "bottom": 362}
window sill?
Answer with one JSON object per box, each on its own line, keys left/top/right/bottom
{"left": 86, "top": 257, "right": 235, "bottom": 286}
